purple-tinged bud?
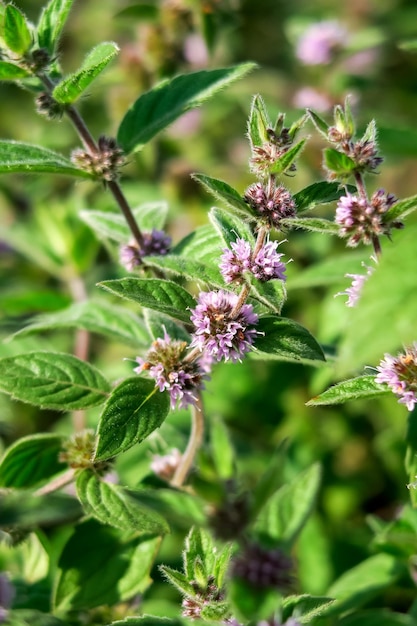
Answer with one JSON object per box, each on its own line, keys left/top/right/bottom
{"left": 231, "top": 542, "right": 294, "bottom": 591}
{"left": 244, "top": 182, "right": 296, "bottom": 230}
{"left": 71, "top": 136, "right": 125, "bottom": 181}
{"left": 119, "top": 229, "right": 172, "bottom": 271}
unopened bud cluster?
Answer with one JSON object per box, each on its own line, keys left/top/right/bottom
{"left": 35, "top": 92, "right": 65, "bottom": 120}
{"left": 71, "top": 136, "right": 125, "bottom": 181}
{"left": 231, "top": 542, "right": 293, "bottom": 591}
{"left": 182, "top": 576, "right": 224, "bottom": 620}
{"left": 244, "top": 182, "right": 296, "bottom": 230}
{"left": 119, "top": 229, "right": 172, "bottom": 271}
{"left": 59, "top": 429, "right": 111, "bottom": 473}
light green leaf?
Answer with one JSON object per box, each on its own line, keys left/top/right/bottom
{"left": 76, "top": 470, "right": 169, "bottom": 534}
{"left": 9, "top": 300, "right": 150, "bottom": 347}
{"left": 306, "top": 108, "right": 330, "bottom": 138}
{"left": 280, "top": 216, "right": 340, "bottom": 235}
{"left": 53, "top": 41, "right": 119, "bottom": 104}
{"left": 98, "top": 277, "right": 196, "bottom": 323}
{"left": 0, "top": 434, "right": 66, "bottom": 488}
{"left": 337, "top": 610, "right": 417, "bottom": 626}
{"left": 307, "top": 376, "right": 388, "bottom": 406}
{"left": 269, "top": 138, "right": 307, "bottom": 175}
{"left": 130, "top": 487, "right": 206, "bottom": 529}
{"left": 323, "top": 148, "right": 356, "bottom": 177}
{"left": 54, "top": 518, "right": 160, "bottom": 612}
{"left": 95, "top": 377, "right": 170, "bottom": 460}
{"left": 4, "top": 4, "right": 32, "bottom": 54}
{"left": 37, "top": 0, "right": 75, "bottom": 54}
{"left": 249, "top": 278, "right": 286, "bottom": 314}
{"left": 288, "top": 251, "right": 367, "bottom": 290}
{"left": 143, "top": 254, "right": 223, "bottom": 289}
{"left": 160, "top": 565, "right": 196, "bottom": 597}
{"left": 247, "top": 93, "right": 271, "bottom": 149}
{"left": 172, "top": 224, "right": 223, "bottom": 264}
{"left": 0, "top": 140, "right": 93, "bottom": 177}
{"left": 228, "top": 577, "right": 282, "bottom": 623}
{"left": 282, "top": 594, "right": 335, "bottom": 623}
{"left": 209, "top": 206, "right": 255, "bottom": 247}
{"left": 254, "top": 463, "right": 321, "bottom": 547}
{"left": 3, "top": 609, "right": 66, "bottom": 626}
{"left": 117, "top": 63, "right": 256, "bottom": 154}
{"left": 293, "top": 181, "right": 355, "bottom": 213}
{"left": 210, "top": 417, "right": 235, "bottom": 480}
{"left": 192, "top": 173, "right": 253, "bottom": 216}
{"left": 0, "top": 351, "right": 110, "bottom": 410}
{"left": 0, "top": 60, "right": 30, "bottom": 80}
{"left": 384, "top": 193, "right": 417, "bottom": 222}
{"left": 254, "top": 317, "right": 325, "bottom": 364}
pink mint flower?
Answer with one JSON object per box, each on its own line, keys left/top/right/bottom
{"left": 296, "top": 20, "right": 348, "bottom": 65}
{"left": 190, "top": 290, "right": 259, "bottom": 362}
{"left": 375, "top": 343, "right": 417, "bottom": 411}
{"left": 244, "top": 182, "right": 296, "bottom": 229}
{"left": 119, "top": 229, "right": 171, "bottom": 271}
{"left": 335, "top": 190, "right": 397, "bottom": 247}
{"left": 336, "top": 256, "right": 376, "bottom": 307}
{"left": 220, "top": 238, "right": 286, "bottom": 284}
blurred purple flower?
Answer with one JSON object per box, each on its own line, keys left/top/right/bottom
{"left": 336, "top": 256, "right": 376, "bottom": 307}
{"left": 296, "top": 20, "right": 348, "bottom": 65}
{"left": 293, "top": 86, "right": 332, "bottom": 112}
{"left": 183, "top": 33, "right": 209, "bottom": 68}
{"left": 151, "top": 448, "right": 182, "bottom": 481}
{"left": 0, "top": 574, "right": 14, "bottom": 623}
{"left": 375, "top": 343, "right": 417, "bottom": 411}
{"left": 119, "top": 229, "right": 171, "bottom": 271}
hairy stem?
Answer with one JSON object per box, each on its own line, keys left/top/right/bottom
{"left": 35, "top": 468, "right": 76, "bottom": 496}
{"left": 171, "top": 392, "right": 205, "bottom": 488}
{"left": 354, "top": 171, "right": 368, "bottom": 201}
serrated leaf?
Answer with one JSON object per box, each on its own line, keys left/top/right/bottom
{"left": 0, "top": 434, "right": 66, "bottom": 488}
{"left": 307, "top": 376, "right": 388, "bottom": 406}
{"left": 361, "top": 119, "right": 377, "bottom": 144}
{"left": 192, "top": 173, "right": 252, "bottom": 216}
{"left": 253, "top": 463, "right": 321, "bottom": 547}
{"left": 53, "top": 41, "right": 119, "bottom": 104}
{"left": 160, "top": 565, "right": 196, "bottom": 597}
{"left": 384, "top": 193, "right": 417, "bottom": 222}
{"left": 10, "top": 300, "right": 150, "bottom": 347}
{"left": 76, "top": 470, "right": 169, "bottom": 534}
{"left": 249, "top": 277, "right": 286, "bottom": 314}
{"left": 209, "top": 207, "right": 255, "bottom": 247}
{"left": 4, "top": 4, "right": 32, "bottom": 54}
{"left": 144, "top": 254, "right": 223, "bottom": 288}
{"left": 0, "top": 60, "right": 29, "bottom": 80}
{"left": 98, "top": 277, "right": 196, "bottom": 323}
{"left": 144, "top": 310, "right": 191, "bottom": 343}
{"left": 117, "top": 63, "right": 256, "bottom": 154}
{"left": 54, "top": 518, "right": 160, "bottom": 611}
{"left": 307, "top": 108, "right": 330, "bottom": 137}
{"left": 172, "top": 224, "right": 223, "bottom": 264}
{"left": 0, "top": 140, "right": 93, "bottom": 177}
{"left": 95, "top": 377, "right": 170, "bottom": 460}
{"left": 323, "top": 148, "right": 356, "bottom": 177}
{"left": 254, "top": 317, "right": 325, "bottom": 364}
{"left": 247, "top": 94, "right": 271, "bottom": 149}
{"left": 280, "top": 216, "right": 340, "bottom": 234}
{"left": 282, "top": 594, "right": 335, "bottom": 623}
{"left": 0, "top": 351, "right": 110, "bottom": 410}
{"left": 183, "top": 527, "right": 215, "bottom": 580}
{"left": 37, "top": 0, "right": 74, "bottom": 54}
{"left": 269, "top": 138, "right": 307, "bottom": 175}
{"left": 0, "top": 490, "right": 81, "bottom": 528}
{"left": 293, "top": 182, "right": 355, "bottom": 213}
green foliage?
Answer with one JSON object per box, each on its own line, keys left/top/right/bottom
{"left": 4, "top": 4, "right": 32, "bottom": 55}
{"left": 293, "top": 181, "right": 356, "bottom": 213}
{"left": 0, "top": 434, "right": 66, "bottom": 488}
{"left": 255, "top": 317, "right": 326, "bottom": 364}
{"left": 0, "top": 60, "right": 29, "bottom": 80}
{"left": 0, "top": 140, "right": 93, "bottom": 177}
{"left": 247, "top": 94, "right": 271, "bottom": 149}
{"left": 307, "top": 375, "right": 388, "bottom": 406}
{"left": 191, "top": 173, "right": 252, "bottom": 216}
{"left": 36, "top": 0, "right": 75, "bottom": 54}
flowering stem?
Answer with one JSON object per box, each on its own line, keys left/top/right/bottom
{"left": 354, "top": 171, "right": 368, "bottom": 201}
{"left": 35, "top": 468, "right": 76, "bottom": 496}
{"left": 229, "top": 228, "right": 267, "bottom": 319}
{"left": 371, "top": 234, "right": 382, "bottom": 258}
{"left": 171, "top": 392, "right": 205, "bottom": 488}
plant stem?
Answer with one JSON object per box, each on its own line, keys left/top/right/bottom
{"left": 35, "top": 468, "right": 76, "bottom": 496}
{"left": 371, "top": 234, "right": 382, "bottom": 258}
{"left": 354, "top": 171, "right": 368, "bottom": 201}
{"left": 171, "top": 392, "right": 205, "bottom": 488}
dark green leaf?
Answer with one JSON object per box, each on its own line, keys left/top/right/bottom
{"left": 0, "top": 140, "right": 93, "bottom": 177}
{"left": 53, "top": 41, "right": 119, "bottom": 104}
{"left": 160, "top": 565, "right": 196, "bottom": 597}
{"left": 0, "top": 352, "right": 110, "bottom": 410}
{"left": 95, "top": 377, "right": 170, "bottom": 460}
{"left": 253, "top": 463, "right": 321, "bottom": 547}
{"left": 254, "top": 317, "right": 325, "bottom": 364}
{"left": 115, "top": 4, "right": 159, "bottom": 20}
{"left": 250, "top": 442, "right": 288, "bottom": 519}
{"left": 54, "top": 518, "right": 160, "bottom": 611}
{"left": 5, "top": 609, "right": 66, "bottom": 626}
{"left": 76, "top": 470, "right": 169, "bottom": 534}
{"left": 307, "top": 376, "right": 388, "bottom": 406}
{"left": 0, "top": 60, "right": 30, "bottom": 80}
{"left": 269, "top": 138, "right": 307, "bottom": 175}
{"left": 4, "top": 5, "right": 32, "bottom": 54}
{"left": 337, "top": 610, "right": 417, "bottom": 626}
{"left": 247, "top": 93, "right": 271, "bottom": 149}
{"left": 10, "top": 300, "right": 150, "bottom": 347}
{"left": 323, "top": 148, "right": 356, "bottom": 177}
{"left": 228, "top": 577, "right": 282, "bottom": 622}
{"left": 0, "top": 491, "right": 81, "bottom": 528}
{"left": 98, "top": 277, "right": 196, "bottom": 323}
{"left": 249, "top": 278, "right": 286, "bottom": 314}
{"left": 192, "top": 173, "right": 252, "bottom": 216}
{"left": 117, "top": 63, "right": 256, "bottom": 154}
{"left": 37, "top": 0, "right": 74, "bottom": 53}
{"left": 0, "top": 434, "right": 66, "bottom": 488}
{"left": 144, "top": 254, "right": 223, "bottom": 289}
{"left": 209, "top": 207, "right": 255, "bottom": 247}
{"left": 293, "top": 182, "right": 355, "bottom": 213}
{"left": 280, "top": 216, "right": 340, "bottom": 235}
{"left": 384, "top": 193, "right": 417, "bottom": 222}
{"left": 130, "top": 487, "right": 206, "bottom": 528}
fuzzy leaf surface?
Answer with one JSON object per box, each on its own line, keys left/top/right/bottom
{"left": 172, "top": 224, "right": 223, "bottom": 264}
{"left": 76, "top": 470, "right": 169, "bottom": 535}
{"left": 293, "top": 182, "right": 355, "bottom": 213}
{"left": 282, "top": 595, "right": 335, "bottom": 623}
{"left": 95, "top": 377, "right": 170, "bottom": 460}
{"left": 53, "top": 41, "right": 119, "bottom": 103}
{"left": 117, "top": 63, "right": 256, "bottom": 153}
{"left": 384, "top": 193, "right": 417, "bottom": 221}
{"left": 192, "top": 173, "right": 251, "bottom": 216}
{"left": 144, "top": 255, "right": 223, "bottom": 288}
{"left": 4, "top": 5, "right": 32, "bottom": 54}
{"left": 37, "top": 0, "right": 74, "bottom": 53}
{"left": 323, "top": 148, "right": 356, "bottom": 177}
{"left": 98, "top": 278, "right": 196, "bottom": 323}
{"left": 280, "top": 216, "right": 340, "bottom": 235}
{"left": 0, "top": 434, "right": 66, "bottom": 488}
{"left": 269, "top": 138, "right": 307, "bottom": 175}
{"left": 254, "top": 317, "right": 325, "bottom": 364}
{"left": 307, "top": 376, "right": 388, "bottom": 406}
{"left": 0, "top": 141, "right": 93, "bottom": 177}
{"left": 0, "top": 352, "right": 110, "bottom": 410}
{"left": 0, "top": 61, "right": 29, "bottom": 80}
{"left": 248, "top": 94, "right": 271, "bottom": 149}
{"left": 209, "top": 206, "right": 255, "bottom": 247}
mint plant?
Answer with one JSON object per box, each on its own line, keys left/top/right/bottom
{"left": 1, "top": 2, "right": 417, "bottom": 626}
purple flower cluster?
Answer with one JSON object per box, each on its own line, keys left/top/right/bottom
{"left": 119, "top": 229, "right": 171, "bottom": 271}
{"left": 296, "top": 20, "right": 348, "bottom": 65}
{"left": 375, "top": 343, "right": 417, "bottom": 411}
{"left": 135, "top": 331, "right": 209, "bottom": 409}
{"left": 335, "top": 189, "right": 397, "bottom": 246}
{"left": 220, "top": 238, "right": 286, "bottom": 284}
{"left": 244, "top": 182, "right": 296, "bottom": 229}
{"left": 190, "top": 290, "right": 259, "bottom": 362}
{"left": 231, "top": 542, "right": 293, "bottom": 590}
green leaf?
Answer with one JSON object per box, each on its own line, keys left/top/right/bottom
{"left": 210, "top": 417, "right": 235, "bottom": 480}
{"left": 307, "top": 375, "right": 388, "bottom": 406}
{"left": 323, "top": 148, "right": 357, "bottom": 177}
{"left": 95, "top": 377, "right": 170, "bottom": 460}
{"left": 0, "top": 60, "right": 30, "bottom": 80}
{"left": 10, "top": 300, "right": 150, "bottom": 347}
{"left": 0, "top": 140, "right": 93, "bottom": 177}
{"left": 288, "top": 251, "right": 367, "bottom": 290}
{"left": 247, "top": 93, "right": 271, "bottom": 149}
{"left": 144, "top": 254, "right": 223, "bottom": 289}
{"left": 254, "top": 317, "right": 326, "bottom": 364}
{"left": 160, "top": 565, "right": 197, "bottom": 597}
{"left": 324, "top": 553, "right": 404, "bottom": 616}
{"left": 54, "top": 518, "right": 160, "bottom": 611}
{"left": 130, "top": 487, "right": 206, "bottom": 529}
{"left": 293, "top": 181, "right": 355, "bottom": 213}
{"left": 269, "top": 138, "right": 307, "bottom": 175}
{"left": 183, "top": 527, "right": 215, "bottom": 580}
{"left": 173, "top": 224, "right": 223, "bottom": 264}
{"left": 228, "top": 577, "right": 282, "bottom": 623}
{"left": 0, "top": 434, "right": 66, "bottom": 488}
{"left": 307, "top": 108, "right": 330, "bottom": 137}
{"left": 115, "top": 4, "right": 159, "bottom": 20}
{"left": 98, "top": 277, "right": 196, "bottom": 324}
{"left": 76, "top": 470, "right": 169, "bottom": 534}
{"left": 4, "top": 609, "right": 66, "bottom": 626}
{"left": 37, "top": 0, "right": 75, "bottom": 54}
{"left": 209, "top": 206, "right": 255, "bottom": 247}
{"left": 384, "top": 193, "right": 417, "bottom": 222}
{"left": 337, "top": 610, "right": 417, "bottom": 626}
{"left": 110, "top": 619, "right": 186, "bottom": 626}
{"left": 192, "top": 173, "right": 252, "bottom": 216}
{"left": 253, "top": 463, "right": 321, "bottom": 547}
{"left": 117, "top": 63, "right": 256, "bottom": 154}
{"left": 249, "top": 279, "right": 286, "bottom": 314}
{"left": 53, "top": 41, "right": 119, "bottom": 104}
{"left": 4, "top": 4, "right": 32, "bottom": 54}
{"left": 0, "top": 491, "right": 81, "bottom": 529}
{"left": 250, "top": 443, "right": 288, "bottom": 519}
{"left": 280, "top": 216, "right": 340, "bottom": 235}
{"left": 282, "top": 594, "right": 335, "bottom": 623}
{"left": 0, "top": 352, "right": 110, "bottom": 410}
{"left": 361, "top": 119, "right": 377, "bottom": 144}
{"left": 144, "top": 310, "right": 191, "bottom": 343}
